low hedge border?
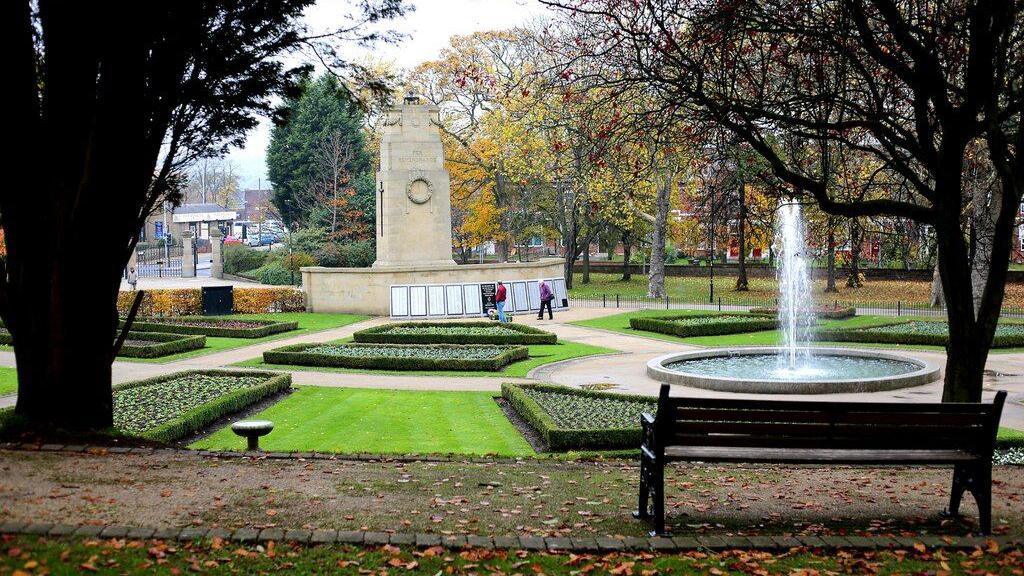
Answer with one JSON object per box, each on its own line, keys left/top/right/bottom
{"left": 112, "top": 369, "right": 291, "bottom": 443}
{"left": 353, "top": 321, "right": 557, "bottom": 345}
{"left": 0, "top": 329, "right": 205, "bottom": 358}
{"left": 629, "top": 313, "right": 778, "bottom": 338}
{"left": 264, "top": 343, "right": 529, "bottom": 372}
{"left": 125, "top": 316, "right": 299, "bottom": 338}
{"left": 118, "top": 332, "right": 206, "bottom": 358}
{"left": 749, "top": 306, "right": 856, "bottom": 319}
{"left": 501, "top": 383, "right": 656, "bottom": 451}
{"left": 814, "top": 320, "right": 1024, "bottom": 348}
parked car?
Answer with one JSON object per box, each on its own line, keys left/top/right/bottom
{"left": 245, "top": 233, "right": 279, "bottom": 247}
{"left": 223, "top": 235, "right": 242, "bottom": 245}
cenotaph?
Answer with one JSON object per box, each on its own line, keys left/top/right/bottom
{"left": 301, "top": 95, "right": 566, "bottom": 317}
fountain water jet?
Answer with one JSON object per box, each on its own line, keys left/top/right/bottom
{"left": 775, "top": 201, "right": 816, "bottom": 370}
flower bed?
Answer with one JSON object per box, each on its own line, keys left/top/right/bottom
{"left": 748, "top": 305, "right": 856, "bottom": 319}
{"left": 629, "top": 313, "right": 778, "bottom": 338}
{"left": 501, "top": 383, "right": 656, "bottom": 451}
{"left": 117, "top": 331, "right": 206, "bottom": 358}
{"left": 112, "top": 370, "right": 291, "bottom": 442}
{"left": 353, "top": 321, "right": 557, "bottom": 345}
{"left": 815, "top": 320, "right": 1024, "bottom": 348}
{"left": 0, "top": 329, "right": 204, "bottom": 358}
{"left": 264, "top": 342, "right": 529, "bottom": 371}
{"left": 126, "top": 316, "right": 298, "bottom": 338}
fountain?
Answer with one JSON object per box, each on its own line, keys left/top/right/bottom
{"left": 646, "top": 202, "right": 940, "bottom": 394}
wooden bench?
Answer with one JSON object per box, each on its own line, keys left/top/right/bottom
{"left": 635, "top": 385, "right": 1007, "bottom": 535}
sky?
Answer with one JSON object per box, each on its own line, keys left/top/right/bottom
{"left": 227, "top": 0, "right": 550, "bottom": 190}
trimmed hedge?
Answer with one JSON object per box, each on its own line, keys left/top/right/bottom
{"left": 0, "top": 329, "right": 204, "bottom": 358}
{"left": 264, "top": 342, "right": 529, "bottom": 372}
{"left": 629, "top": 313, "right": 778, "bottom": 338}
{"left": 112, "top": 369, "right": 291, "bottom": 443}
{"left": 501, "top": 383, "right": 656, "bottom": 451}
{"left": 125, "top": 316, "right": 299, "bottom": 338}
{"left": 118, "top": 332, "right": 206, "bottom": 358}
{"left": 353, "top": 321, "right": 557, "bottom": 345}
{"left": 117, "top": 287, "right": 305, "bottom": 316}
{"left": 814, "top": 320, "right": 1024, "bottom": 348}
{"left": 749, "top": 306, "right": 856, "bottom": 319}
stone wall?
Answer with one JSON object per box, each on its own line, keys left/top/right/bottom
{"left": 302, "top": 258, "right": 565, "bottom": 315}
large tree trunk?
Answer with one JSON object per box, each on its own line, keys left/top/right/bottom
{"left": 621, "top": 232, "right": 632, "bottom": 281}
{"left": 582, "top": 247, "right": 591, "bottom": 284}
{"left": 734, "top": 181, "right": 748, "bottom": 292}
{"left": 846, "top": 219, "right": 863, "bottom": 288}
{"left": 824, "top": 224, "right": 838, "bottom": 293}
{"left": 929, "top": 251, "right": 943, "bottom": 307}
{"left": 647, "top": 170, "right": 671, "bottom": 298}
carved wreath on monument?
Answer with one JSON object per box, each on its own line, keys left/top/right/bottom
{"left": 406, "top": 177, "right": 433, "bottom": 204}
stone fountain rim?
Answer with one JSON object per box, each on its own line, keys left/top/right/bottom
{"left": 646, "top": 347, "right": 942, "bottom": 394}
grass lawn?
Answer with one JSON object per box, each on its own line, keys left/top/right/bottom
{"left": 233, "top": 340, "right": 616, "bottom": 377}
{"left": 573, "top": 310, "right": 1024, "bottom": 352}
{"left": 0, "top": 367, "right": 16, "bottom": 396}
{"left": 191, "top": 386, "right": 534, "bottom": 456}
{"left": 570, "top": 272, "right": 1024, "bottom": 308}
{"left": 2, "top": 536, "right": 1020, "bottom": 575}
{"left": 118, "top": 312, "right": 368, "bottom": 363}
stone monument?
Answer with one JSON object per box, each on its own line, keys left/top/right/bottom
{"left": 301, "top": 96, "right": 565, "bottom": 316}
{"left": 374, "top": 97, "right": 455, "bottom": 267}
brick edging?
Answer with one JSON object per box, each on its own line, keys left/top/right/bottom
{"left": 0, "top": 521, "right": 1019, "bottom": 553}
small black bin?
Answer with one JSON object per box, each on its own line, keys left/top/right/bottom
{"left": 202, "top": 286, "right": 234, "bottom": 316}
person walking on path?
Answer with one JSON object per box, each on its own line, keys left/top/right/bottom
{"left": 495, "top": 281, "right": 507, "bottom": 322}
{"left": 538, "top": 280, "right": 554, "bottom": 320}
{"left": 127, "top": 266, "right": 138, "bottom": 291}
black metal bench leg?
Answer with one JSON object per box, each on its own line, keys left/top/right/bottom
{"left": 652, "top": 461, "right": 666, "bottom": 536}
{"left": 634, "top": 455, "right": 651, "bottom": 520}
{"left": 971, "top": 464, "right": 993, "bottom": 535}
{"left": 945, "top": 464, "right": 968, "bottom": 518}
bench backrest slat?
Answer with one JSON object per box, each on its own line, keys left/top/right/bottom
{"left": 654, "top": 386, "right": 1005, "bottom": 454}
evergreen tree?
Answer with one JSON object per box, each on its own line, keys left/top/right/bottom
{"left": 267, "top": 73, "right": 375, "bottom": 237}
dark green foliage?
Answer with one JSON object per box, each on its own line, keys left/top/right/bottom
{"left": 1, "top": 328, "right": 203, "bottom": 358}
{"left": 353, "top": 322, "right": 557, "bottom": 345}
{"left": 264, "top": 342, "right": 529, "bottom": 371}
{"left": 117, "top": 332, "right": 206, "bottom": 358}
{"left": 502, "top": 383, "right": 656, "bottom": 451}
{"left": 112, "top": 370, "right": 291, "bottom": 443}
{"left": 223, "top": 244, "right": 268, "bottom": 275}
{"left": 314, "top": 239, "right": 376, "bottom": 267}
{"left": 267, "top": 73, "right": 374, "bottom": 233}
{"left": 247, "top": 261, "right": 299, "bottom": 286}
{"left": 749, "top": 306, "right": 856, "bottom": 319}
{"left": 815, "top": 320, "right": 1024, "bottom": 348}
{"left": 126, "top": 316, "right": 298, "bottom": 338}
{"left": 629, "top": 313, "right": 778, "bottom": 337}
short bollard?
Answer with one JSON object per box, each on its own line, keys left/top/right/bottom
{"left": 231, "top": 420, "right": 274, "bottom": 451}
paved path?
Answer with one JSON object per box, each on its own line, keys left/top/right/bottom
{"left": 0, "top": 307, "right": 1022, "bottom": 429}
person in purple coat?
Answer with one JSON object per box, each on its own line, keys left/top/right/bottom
{"left": 537, "top": 280, "right": 554, "bottom": 320}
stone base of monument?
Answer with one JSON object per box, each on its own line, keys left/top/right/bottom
{"left": 301, "top": 258, "right": 565, "bottom": 316}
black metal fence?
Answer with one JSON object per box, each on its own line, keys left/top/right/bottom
{"left": 568, "top": 294, "right": 1024, "bottom": 319}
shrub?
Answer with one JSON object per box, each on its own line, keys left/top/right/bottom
{"left": 223, "top": 244, "right": 267, "bottom": 274}
{"left": 248, "top": 261, "right": 297, "bottom": 285}
{"left": 502, "top": 383, "right": 656, "bottom": 451}
{"left": 630, "top": 313, "right": 778, "bottom": 338}
{"left": 287, "top": 226, "right": 329, "bottom": 255}
{"left": 118, "top": 332, "right": 206, "bottom": 358}
{"left": 264, "top": 342, "right": 528, "bottom": 371}
{"left": 749, "top": 305, "right": 856, "bottom": 319}
{"left": 112, "top": 370, "right": 291, "bottom": 443}
{"left": 353, "top": 322, "right": 557, "bottom": 345}
{"left": 126, "top": 316, "right": 298, "bottom": 338}
{"left": 117, "top": 288, "right": 305, "bottom": 315}
{"left": 282, "top": 251, "right": 317, "bottom": 271}
{"left": 233, "top": 287, "right": 305, "bottom": 313}
{"left": 314, "top": 239, "right": 376, "bottom": 267}
{"left": 815, "top": 320, "right": 1024, "bottom": 348}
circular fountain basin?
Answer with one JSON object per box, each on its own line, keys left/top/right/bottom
{"left": 647, "top": 347, "right": 941, "bottom": 394}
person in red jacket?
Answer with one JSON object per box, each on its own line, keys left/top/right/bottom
{"left": 495, "top": 281, "right": 507, "bottom": 322}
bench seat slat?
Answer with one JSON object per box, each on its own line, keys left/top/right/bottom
{"left": 666, "top": 434, "right": 980, "bottom": 450}
{"left": 668, "top": 398, "right": 995, "bottom": 414}
{"left": 664, "top": 446, "right": 979, "bottom": 464}
{"left": 670, "top": 421, "right": 981, "bottom": 438}
{"left": 671, "top": 408, "right": 989, "bottom": 427}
